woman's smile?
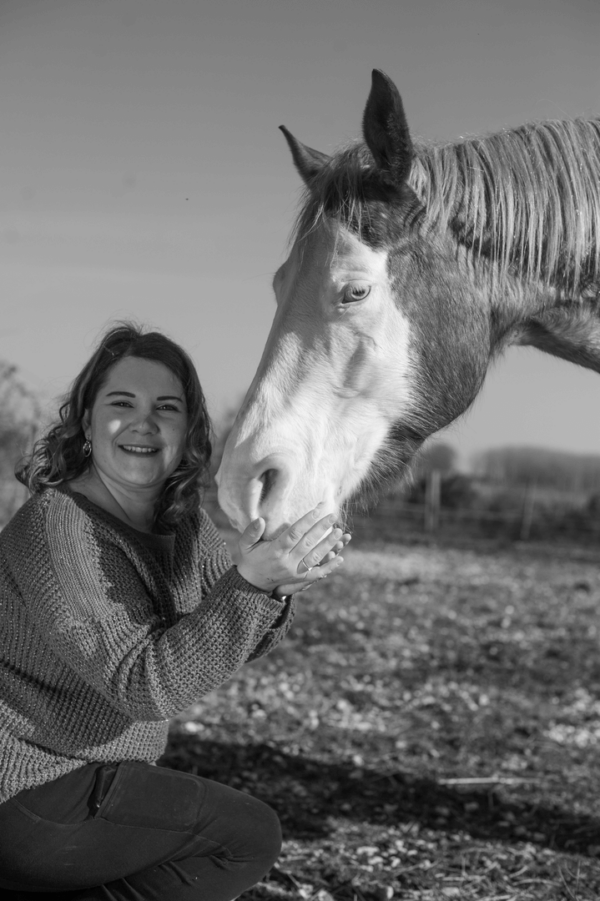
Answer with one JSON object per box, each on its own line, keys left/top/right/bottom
{"left": 119, "top": 444, "right": 161, "bottom": 455}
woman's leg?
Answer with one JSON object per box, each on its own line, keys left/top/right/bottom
{"left": 0, "top": 761, "right": 281, "bottom": 900}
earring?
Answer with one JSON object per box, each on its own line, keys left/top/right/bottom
{"left": 83, "top": 438, "right": 92, "bottom": 458}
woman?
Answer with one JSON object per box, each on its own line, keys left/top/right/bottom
{"left": 0, "top": 323, "right": 349, "bottom": 900}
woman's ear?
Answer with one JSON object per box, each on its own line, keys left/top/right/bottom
{"left": 82, "top": 411, "right": 91, "bottom": 438}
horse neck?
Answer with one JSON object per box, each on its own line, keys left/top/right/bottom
{"left": 512, "top": 296, "right": 600, "bottom": 374}
{"left": 451, "top": 247, "right": 600, "bottom": 374}
{"left": 409, "top": 125, "right": 600, "bottom": 373}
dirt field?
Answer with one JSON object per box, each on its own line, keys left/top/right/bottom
{"left": 161, "top": 537, "right": 600, "bottom": 900}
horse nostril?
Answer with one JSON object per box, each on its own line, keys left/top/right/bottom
{"left": 259, "top": 468, "right": 278, "bottom": 505}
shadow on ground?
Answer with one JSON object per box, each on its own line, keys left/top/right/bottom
{"left": 160, "top": 737, "right": 600, "bottom": 857}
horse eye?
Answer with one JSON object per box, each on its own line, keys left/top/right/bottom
{"left": 342, "top": 285, "right": 371, "bottom": 303}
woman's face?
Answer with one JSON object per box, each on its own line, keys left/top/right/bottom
{"left": 83, "top": 356, "right": 188, "bottom": 497}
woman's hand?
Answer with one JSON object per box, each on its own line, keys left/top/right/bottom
{"left": 234, "top": 505, "right": 351, "bottom": 597}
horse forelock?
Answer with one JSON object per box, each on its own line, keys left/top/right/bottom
{"left": 291, "top": 141, "right": 420, "bottom": 250}
{"left": 292, "top": 119, "right": 600, "bottom": 297}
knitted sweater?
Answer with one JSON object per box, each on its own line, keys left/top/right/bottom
{"left": 0, "top": 486, "right": 295, "bottom": 803}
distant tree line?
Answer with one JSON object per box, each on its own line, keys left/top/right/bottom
{"left": 473, "top": 446, "right": 600, "bottom": 494}
{"left": 354, "top": 441, "right": 600, "bottom": 544}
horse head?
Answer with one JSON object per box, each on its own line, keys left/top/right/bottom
{"left": 217, "top": 71, "right": 506, "bottom": 535}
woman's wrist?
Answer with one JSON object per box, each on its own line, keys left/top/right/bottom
{"left": 235, "top": 565, "right": 277, "bottom": 597}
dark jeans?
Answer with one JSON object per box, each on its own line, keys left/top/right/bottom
{"left": 0, "top": 760, "right": 282, "bottom": 900}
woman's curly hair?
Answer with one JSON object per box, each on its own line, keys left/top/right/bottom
{"left": 16, "top": 323, "right": 213, "bottom": 530}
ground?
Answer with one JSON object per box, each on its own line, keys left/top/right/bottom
{"left": 160, "top": 537, "right": 600, "bottom": 900}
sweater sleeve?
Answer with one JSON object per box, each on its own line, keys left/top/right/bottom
{"left": 8, "top": 496, "right": 292, "bottom": 722}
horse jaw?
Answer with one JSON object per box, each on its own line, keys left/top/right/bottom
{"left": 216, "top": 224, "right": 416, "bottom": 537}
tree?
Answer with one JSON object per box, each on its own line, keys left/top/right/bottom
{"left": 415, "top": 441, "right": 457, "bottom": 476}
{"left": 0, "top": 363, "right": 43, "bottom": 525}
{"left": 474, "top": 446, "right": 600, "bottom": 493}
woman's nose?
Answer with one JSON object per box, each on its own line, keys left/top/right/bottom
{"left": 132, "top": 412, "right": 159, "bottom": 433}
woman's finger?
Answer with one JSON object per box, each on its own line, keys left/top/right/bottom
{"left": 321, "top": 533, "right": 351, "bottom": 562}
{"left": 296, "top": 531, "right": 351, "bottom": 574}
{"left": 297, "top": 527, "right": 349, "bottom": 571}
{"left": 306, "top": 553, "right": 345, "bottom": 580}
{"left": 238, "top": 517, "right": 266, "bottom": 552}
{"left": 288, "top": 514, "right": 340, "bottom": 563}
{"left": 277, "top": 556, "right": 344, "bottom": 596}
{"left": 319, "top": 542, "right": 346, "bottom": 565}
{"left": 277, "top": 504, "right": 330, "bottom": 549}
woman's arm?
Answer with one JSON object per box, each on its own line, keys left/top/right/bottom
{"left": 5, "top": 496, "right": 291, "bottom": 722}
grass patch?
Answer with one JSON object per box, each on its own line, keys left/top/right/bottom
{"left": 160, "top": 539, "right": 600, "bottom": 899}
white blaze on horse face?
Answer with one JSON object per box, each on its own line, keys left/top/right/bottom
{"left": 216, "top": 221, "right": 415, "bottom": 536}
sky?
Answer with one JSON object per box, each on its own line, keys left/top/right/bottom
{"left": 1, "top": 0, "right": 599, "bottom": 468}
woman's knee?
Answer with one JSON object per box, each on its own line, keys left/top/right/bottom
{"left": 224, "top": 791, "right": 282, "bottom": 868}
{"left": 247, "top": 796, "right": 282, "bottom": 868}
{"left": 198, "top": 780, "right": 282, "bottom": 869}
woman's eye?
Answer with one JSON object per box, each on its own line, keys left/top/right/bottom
{"left": 342, "top": 284, "right": 371, "bottom": 303}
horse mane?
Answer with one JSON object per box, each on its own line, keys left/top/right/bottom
{"left": 294, "top": 117, "right": 600, "bottom": 297}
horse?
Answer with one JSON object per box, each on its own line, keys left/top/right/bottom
{"left": 216, "top": 69, "right": 600, "bottom": 537}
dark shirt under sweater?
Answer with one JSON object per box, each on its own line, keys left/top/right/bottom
{"left": 0, "top": 486, "right": 294, "bottom": 802}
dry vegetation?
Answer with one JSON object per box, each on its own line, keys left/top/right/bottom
{"left": 0, "top": 363, "right": 42, "bottom": 526}
{"left": 161, "top": 535, "right": 600, "bottom": 900}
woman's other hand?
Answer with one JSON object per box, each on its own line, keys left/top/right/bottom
{"left": 234, "top": 505, "right": 351, "bottom": 596}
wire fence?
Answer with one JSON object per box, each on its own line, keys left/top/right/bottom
{"left": 348, "top": 498, "right": 600, "bottom": 546}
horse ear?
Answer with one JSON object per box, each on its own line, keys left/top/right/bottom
{"left": 362, "top": 69, "right": 413, "bottom": 185}
{"left": 279, "top": 125, "right": 330, "bottom": 186}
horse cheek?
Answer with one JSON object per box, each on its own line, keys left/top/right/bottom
{"left": 390, "top": 248, "right": 491, "bottom": 434}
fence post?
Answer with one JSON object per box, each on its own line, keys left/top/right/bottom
{"left": 425, "top": 469, "right": 442, "bottom": 533}
{"left": 520, "top": 482, "right": 536, "bottom": 540}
